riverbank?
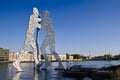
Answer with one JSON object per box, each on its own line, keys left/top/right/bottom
{"left": 0, "top": 60, "right": 69, "bottom": 64}
{"left": 0, "top": 61, "right": 34, "bottom": 63}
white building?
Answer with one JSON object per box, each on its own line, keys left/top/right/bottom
{"left": 46, "top": 54, "right": 66, "bottom": 61}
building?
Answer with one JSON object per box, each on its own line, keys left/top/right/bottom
{"left": 9, "top": 52, "right": 17, "bottom": 61}
{"left": 46, "top": 54, "right": 66, "bottom": 61}
{"left": 9, "top": 52, "right": 41, "bottom": 61}
{"left": 0, "top": 48, "right": 9, "bottom": 61}
{"left": 69, "top": 55, "right": 74, "bottom": 61}
{"left": 9, "top": 52, "right": 67, "bottom": 62}
{"left": 9, "top": 52, "right": 34, "bottom": 61}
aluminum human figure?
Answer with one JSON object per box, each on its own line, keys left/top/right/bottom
{"left": 13, "top": 7, "right": 41, "bottom": 72}
{"left": 40, "top": 10, "right": 64, "bottom": 69}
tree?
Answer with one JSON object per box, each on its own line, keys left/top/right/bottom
{"left": 114, "top": 54, "right": 120, "bottom": 60}
{"left": 104, "top": 53, "right": 112, "bottom": 60}
{"left": 71, "top": 54, "right": 81, "bottom": 59}
{"left": 66, "top": 53, "right": 70, "bottom": 59}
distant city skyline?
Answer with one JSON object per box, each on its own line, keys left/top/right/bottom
{"left": 0, "top": 0, "right": 120, "bottom": 56}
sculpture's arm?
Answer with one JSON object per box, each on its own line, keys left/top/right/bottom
{"left": 41, "top": 21, "right": 47, "bottom": 29}
{"left": 36, "top": 17, "right": 41, "bottom": 23}
{"left": 35, "top": 17, "right": 42, "bottom": 29}
{"left": 41, "top": 18, "right": 52, "bottom": 29}
{"left": 29, "top": 15, "right": 41, "bottom": 29}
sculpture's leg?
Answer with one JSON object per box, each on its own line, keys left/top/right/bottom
{"left": 35, "top": 28, "right": 42, "bottom": 70}
{"left": 13, "top": 39, "right": 29, "bottom": 72}
{"left": 40, "top": 39, "right": 51, "bottom": 69}
{"left": 49, "top": 42, "right": 64, "bottom": 70}
{"left": 31, "top": 39, "right": 40, "bottom": 70}
{"left": 12, "top": 57, "right": 23, "bottom": 72}
{"left": 52, "top": 52, "right": 64, "bottom": 70}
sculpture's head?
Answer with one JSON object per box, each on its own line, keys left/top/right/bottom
{"left": 43, "top": 10, "right": 49, "bottom": 18}
{"left": 33, "top": 7, "right": 39, "bottom": 17}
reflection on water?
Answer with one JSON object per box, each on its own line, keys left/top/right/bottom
{"left": 71, "top": 60, "right": 120, "bottom": 68}
{"left": 0, "top": 61, "right": 120, "bottom": 80}
{"left": 12, "top": 71, "right": 40, "bottom": 80}
{"left": 11, "top": 71, "right": 40, "bottom": 80}
{"left": 7, "top": 63, "right": 65, "bottom": 80}
{"left": 34, "top": 71, "right": 39, "bottom": 80}
{"left": 11, "top": 69, "right": 63, "bottom": 80}
{"left": 40, "top": 69, "right": 62, "bottom": 80}
{"left": 0, "top": 63, "right": 8, "bottom": 80}
{"left": 12, "top": 72, "right": 23, "bottom": 80}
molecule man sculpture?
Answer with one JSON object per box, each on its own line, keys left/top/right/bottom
{"left": 13, "top": 7, "right": 41, "bottom": 72}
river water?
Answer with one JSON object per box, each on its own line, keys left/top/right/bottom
{"left": 0, "top": 60, "right": 120, "bottom": 80}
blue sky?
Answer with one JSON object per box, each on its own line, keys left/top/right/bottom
{"left": 0, "top": 0, "right": 120, "bottom": 56}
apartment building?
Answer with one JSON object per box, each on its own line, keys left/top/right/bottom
{"left": 0, "top": 48, "right": 9, "bottom": 61}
